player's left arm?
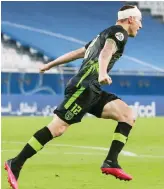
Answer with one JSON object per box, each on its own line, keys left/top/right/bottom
{"left": 98, "top": 39, "right": 117, "bottom": 84}
{"left": 40, "top": 47, "right": 86, "bottom": 72}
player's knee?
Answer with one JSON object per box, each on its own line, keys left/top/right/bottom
{"left": 48, "top": 123, "right": 68, "bottom": 137}
{"left": 54, "top": 125, "right": 68, "bottom": 137}
{"left": 47, "top": 115, "right": 69, "bottom": 137}
{"left": 119, "top": 106, "right": 135, "bottom": 126}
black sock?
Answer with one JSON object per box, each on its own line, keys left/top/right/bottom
{"left": 105, "top": 122, "right": 132, "bottom": 163}
{"left": 12, "top": 126, "right": 53, "bottom": 167}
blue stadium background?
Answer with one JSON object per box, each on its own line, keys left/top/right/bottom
{"left": 1, "top": 1, "right": 164, "bottom": 117}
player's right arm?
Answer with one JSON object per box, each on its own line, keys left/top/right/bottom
{"left": 98, "top": 39, "right": 117, "bottom": 85}
{"left": 40, "top": 47, "right": 86, "bottom": 73}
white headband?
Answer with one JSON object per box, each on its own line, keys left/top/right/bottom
{"left": 118, "top": 6, "right": 142, "bottom": 20}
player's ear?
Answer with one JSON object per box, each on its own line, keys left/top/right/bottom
{"left": 128, "top": 16, "right": 133, "bottom": 24}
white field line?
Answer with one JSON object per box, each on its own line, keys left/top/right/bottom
{"left": 1, "top": 149, "right": 105, "bottom": 156}
{"left": 2, "top": 21, "right": 164, "bottom": 72}
{"left": 2, "top": 140, "right": 164, "bottom": 159}
{"left": 2, "top": 140, "right": 136, "bottom": 156}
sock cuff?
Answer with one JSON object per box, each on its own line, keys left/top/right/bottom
{"left": 44, "top": 126, "right": 53, "bottom": 139}
{"left": 115, "top": 122, "right": 132, "bottom": 137}
{"left": 119, "top": 122, "right": 132, "bottom": 128}
{"left": 33, "top": 126, "right": 53, "bottom": 146}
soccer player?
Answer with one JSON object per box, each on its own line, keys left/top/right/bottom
{"left": 5, "top": 5, "right": 142, "bottom": 189}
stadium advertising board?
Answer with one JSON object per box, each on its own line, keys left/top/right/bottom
{"left": 1, "top": 95, "right": 164, "bottom": 117}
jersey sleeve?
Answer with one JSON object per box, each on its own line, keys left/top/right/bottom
{"left": 106, "top": 27, "right": 126, "bottom": 51}
{"left": 85, "top": 41, "right": 92, "bottom": 49}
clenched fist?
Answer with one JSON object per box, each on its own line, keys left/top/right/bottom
{"left": 98, "top": 73, "right": 112, "bottom": 85}
{"left": 39, "top": 64, "right": 50, "bottom": 73}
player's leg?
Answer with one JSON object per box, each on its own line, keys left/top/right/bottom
{"left": 100, "top": 98, "right": 135, "bottom": 180}
{"left": 4, "top": 84, "right": 93, "bottom": 189}
{"left": 88, "top": 92, "right": 135, "bottom": 180}
{"left": 4, "top": 114, "right": 69, "bottom": 189}
{"left": 101, "top": 99, "right": 135, "bottom": 162}
{"left": 8, "top": 114, "right": 69, "bottom": 169}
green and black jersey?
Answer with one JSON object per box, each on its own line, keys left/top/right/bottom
{"left": 69, "top": 25, "right": 128, "bottom": 88}
{"left": 54, "top": 25, "right": 128, "bottom": 124}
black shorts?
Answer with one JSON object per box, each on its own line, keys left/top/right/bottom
{"left": 54, "top": 82, "right": 119, "bottom": 125}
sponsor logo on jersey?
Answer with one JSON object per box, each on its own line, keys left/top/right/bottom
{"left": 115, "top": 32, "right": 124, "bottom": 41}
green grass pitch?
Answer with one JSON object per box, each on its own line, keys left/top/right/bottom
{"left": 1, "top": 117, "right": 164, "bottom": 189}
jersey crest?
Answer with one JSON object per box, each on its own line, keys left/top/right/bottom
{"left": 115, "top": 32, "right": 124, "bottom": 41}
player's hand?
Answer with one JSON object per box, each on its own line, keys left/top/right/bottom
{"left": 98, "top": 73, "right": 112, "bottom": 85}
{"left": 39, "top": 64, "right": 50, "bottom": 73}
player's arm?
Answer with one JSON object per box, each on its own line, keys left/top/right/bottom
{"left": 40, "top": 47, "right": 86, "bottom": 73}
{"left": 98, "top": 39, "right": 117, "bottom": 85}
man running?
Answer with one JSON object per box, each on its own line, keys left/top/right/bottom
{"left": 5, "top": 5, "right": 142, "bottom": 189}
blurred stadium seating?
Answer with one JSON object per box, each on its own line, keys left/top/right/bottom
{"left": 138, "top": 1, "right": 164, "bottom": 21}
{"left": 2, "top": 1, "right": 164, "bottom": 71}
{"left": 1, "top": 1, "right": 164, "bottom": 117}
{"left": 1, "top": 39, "right": 43, "bottom": 69}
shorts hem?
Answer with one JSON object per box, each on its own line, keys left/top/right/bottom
{"left": 53, "top": 109, "right": 81, "bottom": 125}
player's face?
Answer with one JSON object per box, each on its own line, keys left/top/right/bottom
{"left": 129, "top": 17, "right": 142, "bottom": 37}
